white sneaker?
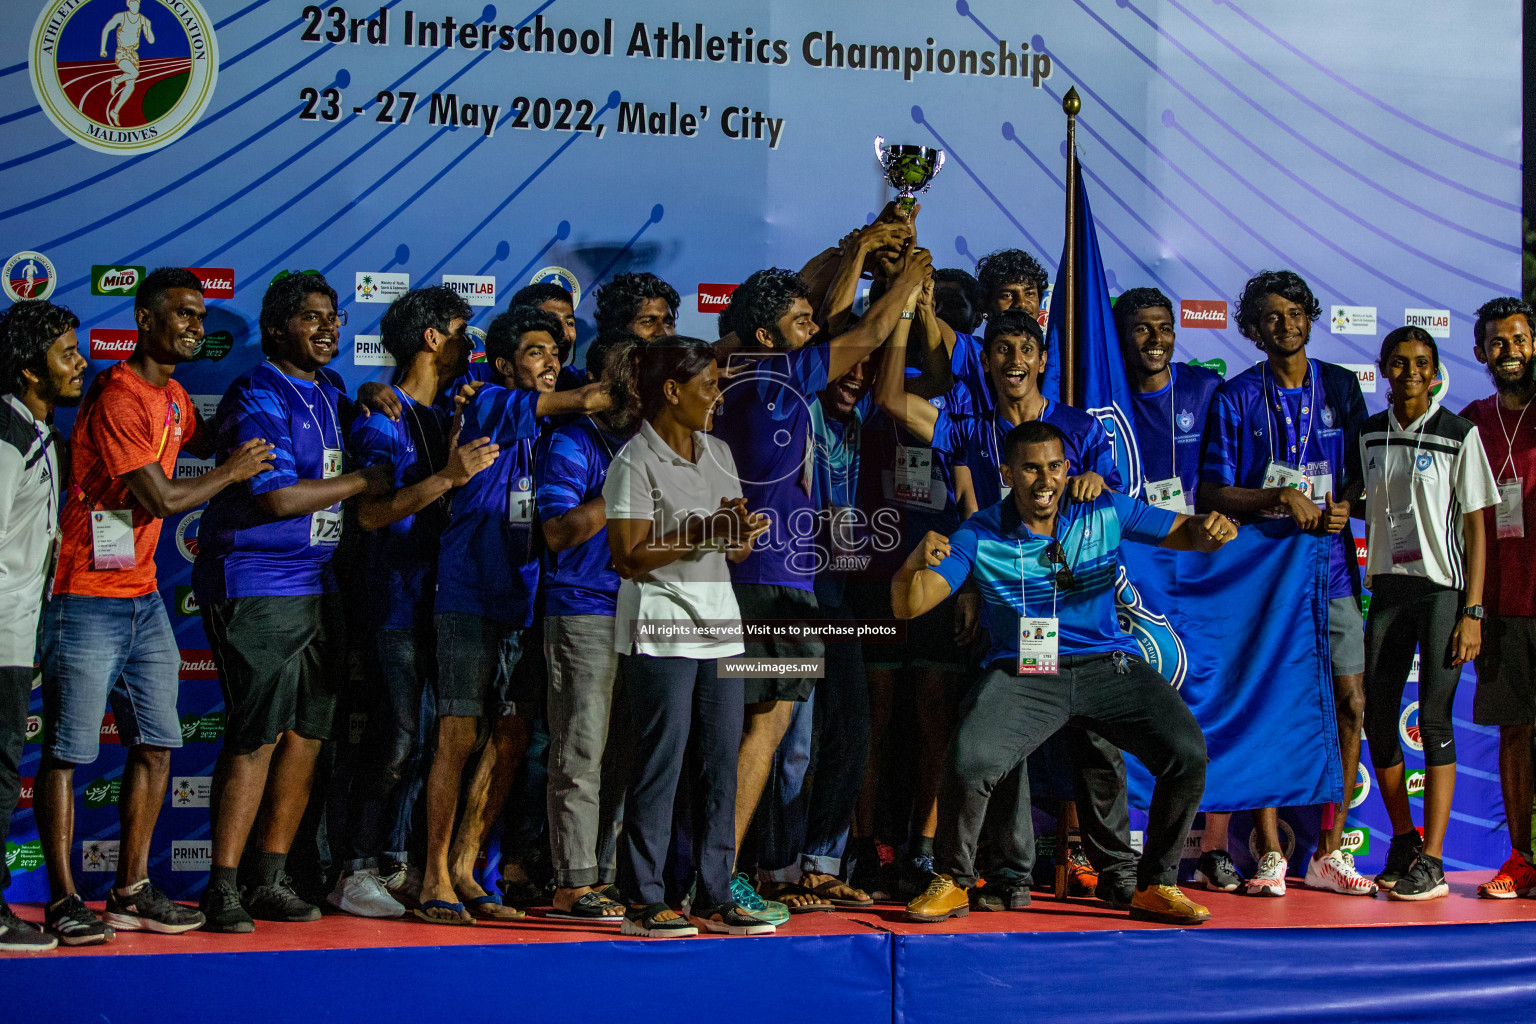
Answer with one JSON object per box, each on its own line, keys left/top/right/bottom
{"left": 328, "top": 869, "right": 406, "bottom": 918}
{"left": 1244, "top": 852, "right": 1287, "bottom": 897}
{"left": 1304, "top": 848, "right": 1379, "bottom": 897}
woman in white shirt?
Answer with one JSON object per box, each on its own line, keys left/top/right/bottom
{"left": 604, "top": 337, "right": 770, "bottom": 937}
{"left": 1359, "top": 325, "right": 1499, "bottom": 901}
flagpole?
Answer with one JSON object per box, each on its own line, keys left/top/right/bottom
{"left": 1061, "top": 87, "right": 1080, "bottom": 408}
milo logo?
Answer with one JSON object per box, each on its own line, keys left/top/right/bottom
{"left": 83, "top": 776, "right": 122, "bottom": 809}
{"left": 1340, "top": 828, "right": 1371, "bottom": 856}
{"left": 1406, "top": 769, "right": 1426, "bottom": 798}
{"left": 24, "top": 714, "right": 43, "bottom": 743}
{"left": 91, "top": 264, "right": 144, "bottom": 296}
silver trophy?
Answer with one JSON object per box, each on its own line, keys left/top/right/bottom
{"left": 875, "top": 136, "right": 945, "bottom": 215}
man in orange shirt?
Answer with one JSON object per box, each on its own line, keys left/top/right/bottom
{"left": 35, "top": 268, "right": 274, "bottom": 945}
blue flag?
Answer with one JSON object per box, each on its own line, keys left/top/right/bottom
{"left": 1058, "top": 167, "right": 1342, "bottom": 810}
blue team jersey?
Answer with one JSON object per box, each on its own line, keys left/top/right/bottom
{"left": 1129, "top": 362, "right": 1222, "bottom": 499}
{"left": 951, "top": 331, "right": 989, "bottom": 414}
{"left": 536, "top": 416, "right": 625, "bottom": 618}
{"left": 932, "top": 491, "right": 1178, "bottom": 667}
{"left": 434, "top": 383, "right": 543, "bottom": 625}
{"left": 932, "top": 400, "right": 1123, "bottom": 510}
{"left": 808, "top": 391, "right": 868, "bottom": 608}
{"left": 348, "top": 390, "right": 451, "bottom": 630}
{"left": 1200, "top": 359, "right": 1365, "bottom": 598}
{"left": 712, "top": 345, "right": 832, "bottom": 591}
{"left": 193, "top": 363, "right": 349, "bottom": 601}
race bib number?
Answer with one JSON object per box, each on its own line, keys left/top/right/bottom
{"left": 309, "top": 508, "right": 343, "bottom": 547}
{"left": 90, "top": 509, "right": 136, "bottom": 571}
{"left": 508, "top": 477, "right": 535, "bottom": 524}
{"left": 1146, "top": 476, "right": 1191, "bottom": 515}
{"left": 1497, "top": 479, "right": 1525, "bottom": 539}
{"left": 1018, "top": 616, "right": 1059, "bottom": 675}
{"left": 322, "top": 448, "right": 343, "bottom": 480}
{"left": 1387, "top": 508, "right": 1422, "bottom": 566}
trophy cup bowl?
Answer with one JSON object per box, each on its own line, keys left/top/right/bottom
{"left": 875, "top": 136, "right": 945, "bottom": 215}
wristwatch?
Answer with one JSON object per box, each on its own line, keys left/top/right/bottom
{"left": 1461, "top": 605, "right": 1485, "bottom": 620}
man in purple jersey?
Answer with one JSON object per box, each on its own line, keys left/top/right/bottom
{"left": 193, "top": 273, "right": 393, "bottom": 933}
{"left": 1198, "top": 270, "right": 1373, "bottom": 899}
{"left": 713, "top": 252, "right": 931, "bottom": 914}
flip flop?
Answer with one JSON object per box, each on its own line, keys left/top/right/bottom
{"left": 546, "top": 889, "right": 624, "bottom": 924}
{"left": 760, "top": 880, "right": 835, "bottom": 914}
{"left": 800, "top": 874, "right": 875, "bottom": 908}
{"left": 462, "top": 893, "right": 526, "bottom": 922}
{"left": 412, "top": 900, "right": 475, "bottom": 926}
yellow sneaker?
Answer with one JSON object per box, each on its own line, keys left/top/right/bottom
{"left": 905, "top": 873, "right": 970, "bottom": 922}
{"left": 1128, "top": 884, "right": 1211, "bottom": 925}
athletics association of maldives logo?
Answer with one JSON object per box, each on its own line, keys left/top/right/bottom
{"left": 30, "top": 0, "right": 219, "bottom": 156}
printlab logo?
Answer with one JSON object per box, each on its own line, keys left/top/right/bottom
{"left": 91, "top": 264, "right": 144, "bottom": 296}
{"left": 354, "top": 334, "right": 396, "bottom": 367}
{"left": 1178, "top": 299, "right": 1227, "bottom": 329}
{"left": 174, "top": 455, "right": 213, "bottom": 479}
{"left": 443, "top": 274, "right": 496, "bottom": 306}
{"left": 355, "top": 272, "right": 409, "bottom": 304}
{"left": 1342, "top": 364, "right": 1378, "bottom": 394}
{"left": 1403, "top": 308, "right": 1451, "bottom": 339}
{"left": 531, "top": 266, "right": 581, "bottom": 308}
{"left": 80, "top": 839, "right": 120, "bottom": 873}
{"left": 175, "top": 509, "right": 201, "bottom": 561}
{"left": 30, "top": 0, "right": 220, "bottom": 156}
{"left": 171, "top": 839, "right": 212, "bottom": 871}
{"left": 1330, "top": 305, "right": 1377, "bottom": 335}
{"left": 4, "top": 251, "right": 56, "bottom": 302}
{"left": 171, "top": 776, "right": 211, "bottom": 808}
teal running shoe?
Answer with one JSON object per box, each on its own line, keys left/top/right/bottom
{"left": 730, "top": 873, "right": 789, "bottom": 926}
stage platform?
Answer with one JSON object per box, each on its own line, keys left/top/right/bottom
{"left": 7, "top": 873, "right": 1536, "bottom": 1024}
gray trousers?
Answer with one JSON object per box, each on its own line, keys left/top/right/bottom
{"left": 544, "top": 614, "right": 628, "bottom": 888}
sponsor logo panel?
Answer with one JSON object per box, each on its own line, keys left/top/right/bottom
{"left": 171, "top": 776, "right": 212, "bottom": 808}
{"left": 79, "top": 839, "right": 121, "bottom": 873}
{"left": 442, "top": 274, "right": 496, "bottom": 306}
{"left": 354, "top": 334, "right": 396, "bottom": 367}
{"left": 1179, "top": 299, "right": 1227, "bottom": 329}
{"left": 172, "top": 839, "right": 212, "bottom": 871}
{"left": 3, "top": 251, "right": 55, "bottom": 302}
{"left": 180, "top": 649, "right": 217, "bottom": 680}
{"left": 186, "top": 267, "right": 235, "bottom": 299}
{"left": 89, "top": 329, "right": 137, "bottom": 360}
{"left": 1342, "top": 363, "right": 1378, "bottom": 394}
{"left": 697, "top": 283, "right": 738, "bottom": 313}
{"left": 1403, "top": 308, "right": 1450, "bottom": 338}
{"left": 91, "top": 264, "right": 144, "bottom": 296}
{"left": 1330, "top": 305, "right": 1377, "bottom": 335}
{"left": 355, "top": 272, "right": 409, "bottom": 304}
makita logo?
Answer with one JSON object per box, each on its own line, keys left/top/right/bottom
{"left": 698, "top": 283, "right": 738, "bottom": 312}
{"left": 180, "top": 650, "right": 218, "bottom": 681}
{"left": 100, "top": 715, "right": 120, "bottom": 743}
{"left": 89, "top": 329, "right": 137, "bottom": 360}
{"left": 18, "top": 778, "right": 33, "bottom": 809}
{"left": 1179, "top": 300, "right": 1227, "bottom": 329}
{"left": 186, "top": 267, "right": 235, "bottom": 299}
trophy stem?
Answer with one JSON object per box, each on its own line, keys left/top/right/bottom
{"left": 896, "top": 195, "right": 917, "bottom": 216}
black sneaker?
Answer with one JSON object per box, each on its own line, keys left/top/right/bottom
{"left": 1194, "top": 850, "right": 1244, "bottom": 892}
{"left": 1388, "top": 853, "right": 1448, "bottom": 902}
{"left": 243, "top": 873, "right": 321, "bottom": 922}
{"left": 199, "top": 880, "right": 254, "bottom": 934}
{"left": 1094, "top": 874, "right": 1136, "bottom": 911}
{"left": 45, "top": 893, "right": 113, "bottom": 946}
{"left": 105, "top": 879, "right": 206, "bottom": 934}
{"left": 970, "top": 886, "right": 1005, "bottom": 912}
{"left": 0, "top": 900, "right": 58, "bottom": 952}
{"left": 1375, "top": 831, "right": 1424, "bottom": 891}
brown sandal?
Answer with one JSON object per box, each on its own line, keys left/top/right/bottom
{"left": 759, "top": 880, "right": 835, "bottom": 913}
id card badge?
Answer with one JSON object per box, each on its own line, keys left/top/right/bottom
{"left": 1497, "top": 479, "right": 1525, "bottom": 539}
{"left": 1307, "top": 472, "right": 1334, "bottom": 508}
{"left": 1018, "top": 617, "right": 1059, "bottom": 675}
{"left": 309, "top": 508, "right": 343, "bottom": 547}
{"left": 1263, "top": 460, "right": 1308, "bottom": 493}
{"left": 321, "top": 448, "right": 343, "bottom": 480}
{"left": 90, "top": 509, "right": 136, "bottom": 570}
{"left": 507, "top": 476, "right": 535, "bottom": 524}
{"left": 893, "top": 445, "right": 934, "bottom": 506}
{"left": 1146, "top": 476, "right": 1191, "bottom": 514}
{"left": 1386, "top": 508, "right": 1422, "bottom": 565}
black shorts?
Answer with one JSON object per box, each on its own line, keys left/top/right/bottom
{"left": 733, "top": 583, "right": 823, "bottom": 704}
{"left": 203, "top": 593, "right": 345, "bottom": 754}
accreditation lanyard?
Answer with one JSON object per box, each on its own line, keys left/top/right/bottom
{"left": 266, "top": 362, "right": 344, "bottom": 546}
{"left": 1145, "top": 370, "right": 1191, "bottom": 513}
{"left": 506, "top": 436, "right": 536, "bottom": 525}
{"left": 1380, "top": 409, "right": 1428, "bottom": 566}
{"left": 1016, "top": 533, "right": 1061, "bottom": 675}
{"left": 1261, "top": 361, "right": 1327, "bottom": 502}
{"left": 1494, "top": 399, "right": 1530, "bottom": 539}
{"left": 80, "top": 372, "right": 175, "bottom": 570}
{"left": 986, "top": 403, "right": 1043, "bottom": 501}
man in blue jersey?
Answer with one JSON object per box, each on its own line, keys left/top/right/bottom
{"left": 713, "top": 254, "right": 930, "bottom": 914}
{"left": 935, "top": 248, "right": 1051, "bottom": 406}
{"left": 898, "top": 420, "right": 1235, "bottom": 925}
{"left": 194, "top": 273, "right": 394, "bottom": 933}
{"left": 1198, "top": 270, "right": 1373, "bottom": 898}
{"left": 330, "top": 286, "right": 500, "bottom": 918}
{"left": 1114, "top": 288, "right": 1244, "bottom": 891}
{"left": 417, "top": 306, "right": 610, "bottom": 924}
{"left": 536, "top": 330, "right": 638, "bottom": 923}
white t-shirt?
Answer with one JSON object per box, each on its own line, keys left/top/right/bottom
{"left": 1359, "top": 400, "right": 1499, "bottom": 590}
{"left": 603, "top": 419, "right": 746, "bottom": 659}
{"left": 0, "top": 394, "right": 61, "bottom": 667}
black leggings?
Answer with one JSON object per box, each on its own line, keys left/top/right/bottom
{"left": 1363, "top": 575, "right": 1462, "bottom": 769}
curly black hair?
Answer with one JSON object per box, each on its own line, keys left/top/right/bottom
{"left": 135, "top": 266, "right": 203, "bottom": 313}
{"left": 984, "top": 307, "right": 1045, "bottom": 349}
{"left": 1113, "top": 286, "right": 1173, "bottom": 323}
{"left": 729, "top": 268, "right": 809, "bottom": 348}
{"left": 259, "top": 272, "right": 339, "bottom": 355}
{"left": 379, "top": 285, "right": 472, "bottom": 366}
{"left": 934, "top": 267, "right": 983, "bottom": 332}
{"left": 0, "top": 300, "right": 79, "bottom": 397}
{"left": 485, "top": 305, "right": 565, "bottom": 372}
{"left": 1235, "top": 270, "right": 1320, "bottom": 345}
{"left": 975, "top": 249, "right": 1049, "bottom": 308}
{"left": 508, "top": 281, "right": 575, "bottom": 310}
{"left": 1473, "top": 296, "right": 1534, "bottom": 349}
{"left": 592, "top": 272, "right": 679, "bottom": 334}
